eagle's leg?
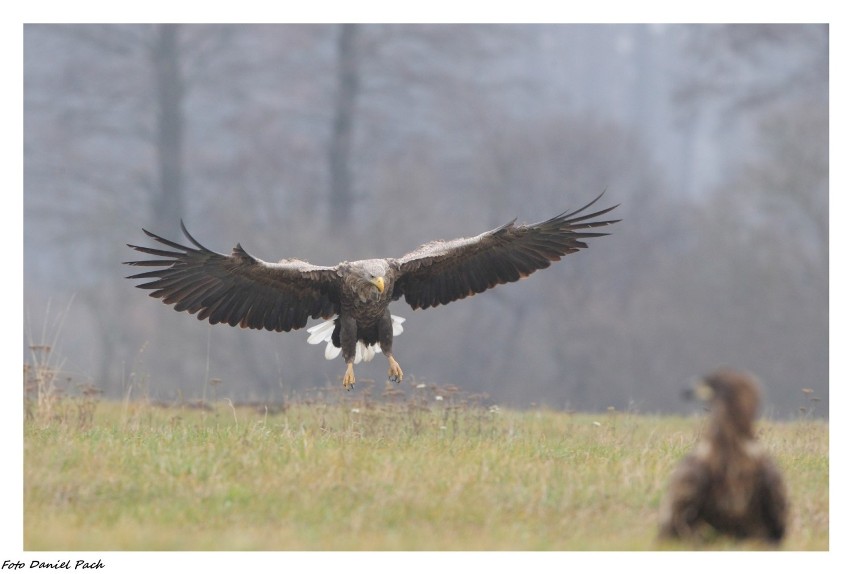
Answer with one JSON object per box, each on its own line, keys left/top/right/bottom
{"left": 340, "top": 315, "right": 358, "bottom": 390}
{"left": 378, "top": 309, "right": 403, "bottom": 384}
{"left": 386, "top": 355, "right": 403, "bottom": 385}
{"left": 342, "top": 362, "right": 356, "bottom": 391}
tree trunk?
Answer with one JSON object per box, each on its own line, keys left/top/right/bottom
{"left": 328, "top": 24, "right": 360, "bottom": 228}
{"left": 151, "top": 24, "right": 185, "bottom": 233}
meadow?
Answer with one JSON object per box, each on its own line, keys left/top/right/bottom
{"left": 23, "top": 381, "right": 828, "bottom": 551}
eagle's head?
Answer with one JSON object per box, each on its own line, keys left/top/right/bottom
{"left": 351, "top": 259, "right": 390, "bottom": 303}
{"left": 688, "top": 368, "right": 761, "bottom": 437}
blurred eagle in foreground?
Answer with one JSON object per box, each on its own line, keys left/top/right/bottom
{"left": 125, "top": 193, "right": 619, "bottom": 389}
{"left": 659, "top": 369, "right": 788, "bottom": 544}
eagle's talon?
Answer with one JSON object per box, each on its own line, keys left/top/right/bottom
{"left": 343, "top": 363, "right": 356, "bottom": 390}
{"left": 387, "top": 356, "right": 403, "bottom": 385}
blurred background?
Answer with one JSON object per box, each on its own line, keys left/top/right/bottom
{"left": 23, "top": 24, "right": 828, "bottom": 415}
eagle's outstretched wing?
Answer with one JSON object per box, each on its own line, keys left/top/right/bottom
{"left": 125, "top": 221, "right": 341, "bottom": 332}
{"left": 390, "top": 192, "right": 619, "bottom": 310}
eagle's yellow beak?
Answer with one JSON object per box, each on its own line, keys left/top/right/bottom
{"left": 370, "top": 276, "right": 385, "bottom": 293}
{"left": 693, "top": 380, "right": 714, "bottom": 401}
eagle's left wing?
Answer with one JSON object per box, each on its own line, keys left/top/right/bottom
{"left": 390, "top": 193, "right": 619, "bottom": 310}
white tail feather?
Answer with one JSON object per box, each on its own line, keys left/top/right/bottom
{"left": 306, "top": 319, "right": 336, "bottom": 345}
{"left": 306, "top": 315, "right": 405, "bottom": 363}
{"left": 324, "top": 341, "right": 342, "bottom": 360}
{"left": 392, "top": 315, "right": 406, "bottom": 336}
{"left": 361, "top": 343, "right": 376, "bottom": 363}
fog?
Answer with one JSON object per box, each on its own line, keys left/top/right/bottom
{"left": 23, "top": 24, "right": 828, "bottom": 416}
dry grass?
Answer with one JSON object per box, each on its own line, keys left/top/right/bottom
{"left": 22, "top": 380, "right": 828, "bottom": 551}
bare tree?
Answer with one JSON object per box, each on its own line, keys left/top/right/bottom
{"left": 675, "top": 24, "right": 828, "bottom": 289}
{"left": 151, "top": 24, "right": 186, "bottom": 234}
{"left": 675, "top": 24, "right": 828, "bottom": 112}
{"left": 24, "top": 24, "right": 231, "bottom": 388}
{"left": 327, "top": 24, "right": 360, "bottom": 228}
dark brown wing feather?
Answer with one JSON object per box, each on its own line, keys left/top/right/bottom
{"left": 659, "top": 453, "right": 712, "bottom": 539}
{"left": 756, "top": 458, "right": 788, "bottom": 542}
{"left": 390, "top": 192, "right": 619, "bottom": 310}
{"left": 125, "top": 221, "right": 341, "bottom": 332}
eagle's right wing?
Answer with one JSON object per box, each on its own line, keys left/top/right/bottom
{"left": 125, "top": 222, "right": 341, "bottom": 332}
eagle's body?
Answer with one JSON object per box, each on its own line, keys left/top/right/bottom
{"left": 125, "top": 193, "right": 618, "bottom": 389}
{"left": 659, "top": 369, "right": 788, "bottom": 544}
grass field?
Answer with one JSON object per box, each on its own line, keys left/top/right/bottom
{"left": 23, "top": 384, "right": 828, "bottom": 551}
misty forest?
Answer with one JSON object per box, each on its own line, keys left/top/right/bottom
{"left": 23, "top": 24, "right": 828, "bottom": 416}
